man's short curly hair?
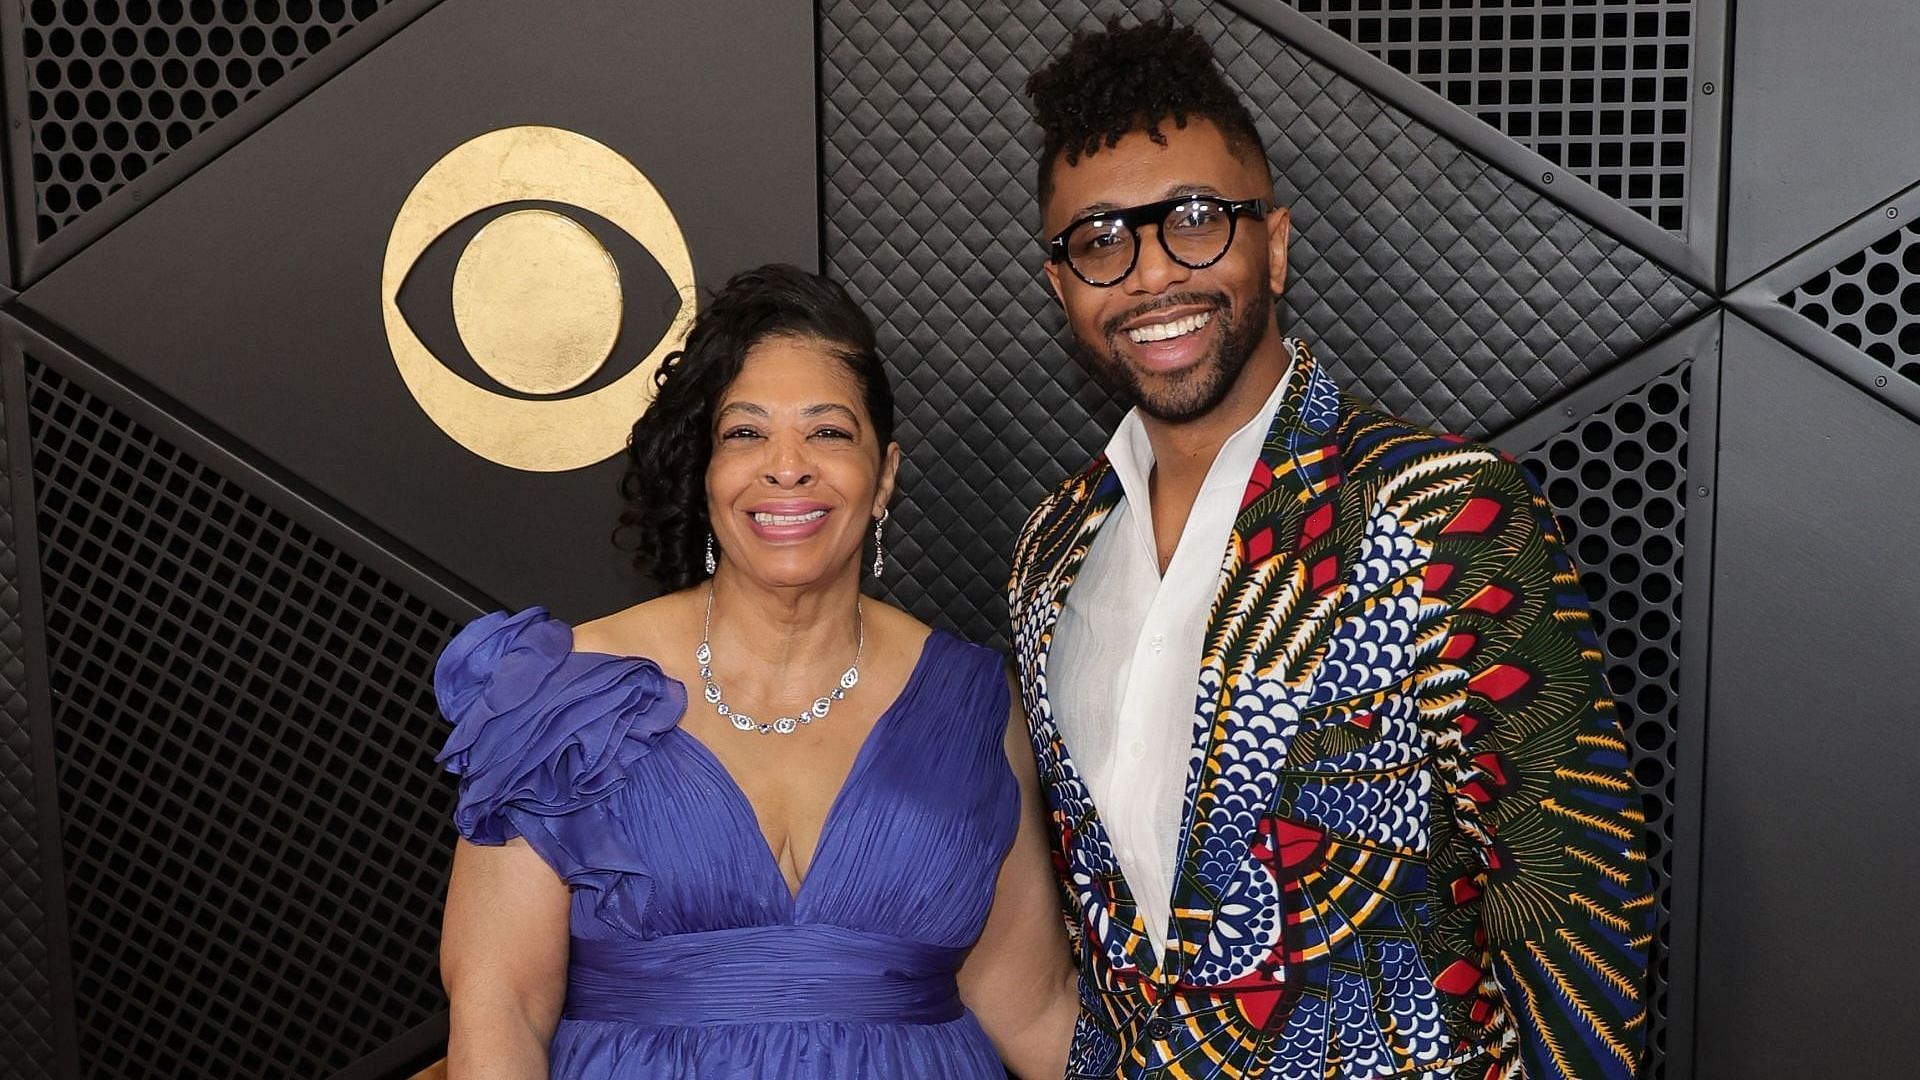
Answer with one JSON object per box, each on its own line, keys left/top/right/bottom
{"left": 1025, "top": 15, "right": 1269, "bottom": 208}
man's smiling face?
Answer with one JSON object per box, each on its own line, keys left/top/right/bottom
{"left": 1041, "top": 118, "right": 1290, "bottom": 424}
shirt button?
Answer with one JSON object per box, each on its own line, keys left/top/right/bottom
{"left": 1149, "top": 634, "right": 1165, "bottom": 653}
{"left": 1147, "top": 1018, "right": 1173, "bottom": 1040}
{"left": 1129, "top": 739, "right": 1148, "bottom": 761}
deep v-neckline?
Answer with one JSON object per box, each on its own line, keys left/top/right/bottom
{"left": 666, "top": 630, "right": 942, "bottom": 912}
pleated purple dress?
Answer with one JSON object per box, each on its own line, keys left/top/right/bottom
{"left": 435, "top": 608, "right": 1019, "bottom": 1078}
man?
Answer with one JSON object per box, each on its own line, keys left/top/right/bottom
{"left": 1007, "top": 17, "right": 1652, "bottom": 1080}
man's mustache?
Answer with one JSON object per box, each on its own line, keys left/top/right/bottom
{"left": 1100, "top": 291, "right": 1231, "bottom": 340}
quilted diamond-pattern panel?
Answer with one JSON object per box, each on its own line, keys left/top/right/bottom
{"left": 1780, "top": 218, "right": 1920, "bottom": 388}
{"left": 820, "top": 0, "right": 1708, "bottom": 645}
{"left": 0, "top": 372, "right": 57, "bottom": 1080}
{"left": 1521, "top": 361, "right": 1691, "bottom": 1079}
{"left": 1281, "top": 0, "right": 1699, "bottom": 233}
{"left": 18, "top": 0, "right": 407, "bottom": 241}
{"left": 24, "top": 351, "right": 462, "bottom": 1078}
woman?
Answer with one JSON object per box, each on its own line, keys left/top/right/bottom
{"left": 435, "top": 265, "right": 1078, "bottom": 1078}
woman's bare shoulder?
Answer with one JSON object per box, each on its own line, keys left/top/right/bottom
{"left": 569, "top": 589, "right": 701, "bottom": 659}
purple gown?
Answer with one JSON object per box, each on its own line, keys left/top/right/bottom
{"left": 435, "top": 608, "right": 1018, "bottom": 1078}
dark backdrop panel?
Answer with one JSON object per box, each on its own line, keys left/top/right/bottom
{"left": 1724, "top": 0, "right": 1920, "bottom": 284}
{"left": 0, "top": 345, "right": 65, "bottom": 1080}
{"left": 1695, "top": 315, "right": 1920, "bottom": 1077}
{"left": 16, "top": 0, "right": 818, "bottom": 623}
{"left": 1, "top": 0, "right": 445, "bottom": 285}
{"left": 1274, "top": 0, "right": 1705, "bottom": 238}
{"left": 1, "top": 315, "right": 476, "bottom": 1078}
{"left": 9, "top": 0, "right": 409, "bottom": 247}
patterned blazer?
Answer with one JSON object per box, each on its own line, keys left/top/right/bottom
{"left": 1008, "top": 343, "right": 1652, "bottom": 1079}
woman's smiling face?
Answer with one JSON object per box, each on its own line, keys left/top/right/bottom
{"left": 705, "top": 334, "right": 899, "bottom": 590}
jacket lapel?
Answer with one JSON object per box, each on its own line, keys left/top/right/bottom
{"left": 1012, "top": 460, "right": 1121, "bottom": 676}
{"left": 1016, "top": 341, "right": 1353, "bottom": 988}
{"left": 1160, "top": 340, "right": 1350, "bottom": 980}
{"left": 1011, "top": 462, "right": 1171, "bottom": 976}
{"left": 1229, "top": 340, "right": 1346, "bottom": 547}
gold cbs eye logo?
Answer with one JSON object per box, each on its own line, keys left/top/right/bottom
{"left": 381, "top": 125, "right": 695, "bottom": 472}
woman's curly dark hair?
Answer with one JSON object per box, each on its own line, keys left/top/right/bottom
{"left": 1025, "top": 15, "right": 1268, "bottom": 207}
{"left": 617, "top": 264, "right": 893, "bottom": 593}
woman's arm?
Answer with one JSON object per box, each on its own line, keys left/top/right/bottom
{"left": 441, "top": 837, "right": 572, "bottom": 1079}
{"left": 958, "top": 680, "right": 1080, "bottom": 1080}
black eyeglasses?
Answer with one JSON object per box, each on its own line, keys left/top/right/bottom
{"left": 1046, "top": 195, "right": 1270, "bottom": 287}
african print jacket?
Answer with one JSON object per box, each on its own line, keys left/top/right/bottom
{"left": 1008, "top": 343, "right": 1651, "bottom": 1079}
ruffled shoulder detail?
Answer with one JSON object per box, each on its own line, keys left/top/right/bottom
{"left": 434, "top": 607, "right": 687, "bottom": 847}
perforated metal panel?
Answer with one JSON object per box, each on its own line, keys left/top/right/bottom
{"left": 23, "top": 350, "right": 459, "bottom": 1078}
{"left": 820, "top": 0, "right": 1707, "bottom": 647}
{"left": 1520, "top": 361, "right": 1691, "bottom": 1079}
{"left": 19, "top": 0, "right": 400, "bottom": 241}
{"left": 1781, "top": 219, "right": 1920, "bottom": 388}
{"left": 0, "top": 374, "right": 58, "bottom": 1080}
{"left": 1281, "top": 0, "right": 1699, "bottom": 233}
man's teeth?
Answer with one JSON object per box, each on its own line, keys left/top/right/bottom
{"left": 1127, "top": 311, "right": 1213, "bottom": 344}
{"left": 752, "top": 510, "right": 827, "bottom": 526}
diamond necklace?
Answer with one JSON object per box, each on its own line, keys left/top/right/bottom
{"left": 696, "top": 581, "right": 862, "bottom": 735}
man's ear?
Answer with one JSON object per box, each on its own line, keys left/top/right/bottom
{"left": 1043, "top": 258, "right": 1067, "bottom": 306}
{"left": 1266, "top": 207, "right": 1291, "bottom": 297}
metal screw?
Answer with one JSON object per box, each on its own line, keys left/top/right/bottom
{"left": 1697, "top": 486, "right": 1710, "bottom": 498}
{"left": 1876, "top": 375, "right": 1889, "bottom": 387}
{"left": 1542, "top": 171, "right": 1555, "bottom": 185}
{"left": 1887, "top": 207, "right": 1900, "bottom": 220}
{"left": 1702, "top": 82, "right": 1715, "bottom": 95}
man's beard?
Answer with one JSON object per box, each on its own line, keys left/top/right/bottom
{"left": 1071, "top": 288, "right": 1274, "bottom": 423}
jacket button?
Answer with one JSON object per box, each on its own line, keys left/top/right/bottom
{"left": 1146, "top": 1018, "right": 1173, "bottom": 1040}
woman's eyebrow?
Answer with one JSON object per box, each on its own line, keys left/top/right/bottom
{"left": 803, "top": 403, "right": 862, "bottom": 425}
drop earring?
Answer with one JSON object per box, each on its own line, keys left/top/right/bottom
{"left": 871, "top": 509, "right": 889, "bottom": 578}
{"left": 704, "top": 534, "right": 717, "bottom": 576}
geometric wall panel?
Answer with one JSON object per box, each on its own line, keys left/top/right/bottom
{"left": 1723, "top": 0, "right": 1920, "bottom": 285}
{"left": 1780, "top": 218, "right": 1920, "bottom": 388}
{"left": 0, "top": 367, "right": 58, "bottom": 1080}
{"left": 22, "top": 345, "right": 461, "bottom": 1077}
{"left": 15, "top": 0, "right": 819, "bottom": 625}
{"left": 18, "top": 0, "right": 403, "bottom": 241}
{"left": 1280, "top": 0, "right": 1702, "bottom": 233}
{"left": 1696, "top": 315, "right": 1920, "bottom": 1079}
{"left": 1519, "top": 359, "right": 1693, "bottom": 1080}
{"left": 821, "top": 0, "right": 1708, "bottom": 646}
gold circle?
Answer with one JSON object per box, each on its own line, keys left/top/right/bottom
{"left": 452, "top": 209, "right": 623, "bottom": 396}
{"left": 382, "top": 126, "right": 696, "bottom": 472}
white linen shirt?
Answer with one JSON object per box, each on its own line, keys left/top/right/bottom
{"left": 1048, "top": 351, "right": 1297, "bottom": 955}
